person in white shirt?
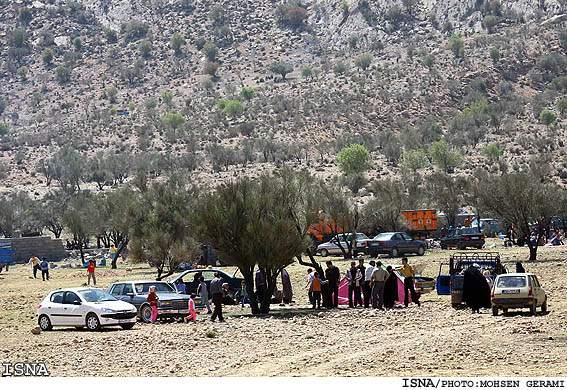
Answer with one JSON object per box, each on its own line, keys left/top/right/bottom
{"left": 370, "top": 261, "right": 390, "bottom": 310}
{"left": 304, "top": 268, "right": 315, "bottom": 306}
{"left": 363, "top": 260, "right": 375, "bottom": 308}
{"left": 345, "top": 262, "right": 363, "bottom": 308}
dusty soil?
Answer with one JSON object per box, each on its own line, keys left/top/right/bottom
{"left": 1, "top": 239, "right": 566, "bottom": 377}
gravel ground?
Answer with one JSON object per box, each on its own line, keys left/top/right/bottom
{"left": 1, "top": 240, "right": 566, "bottom": 377}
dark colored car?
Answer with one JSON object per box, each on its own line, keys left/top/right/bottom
{"left": 440, "top": 227, "right": 485, "bottom": 250}
{"left": 364, "top": 232, "right": 427, "bottom": 258}
{"left": 107, "top": 281, "right": 202, "bottom": 323}
{"left": 168, "top": 268, "right": 244, "bottom": 303}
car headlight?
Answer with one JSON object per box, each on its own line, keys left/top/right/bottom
{"left": 101, "top": 308, "right": 115, "bottom": 313}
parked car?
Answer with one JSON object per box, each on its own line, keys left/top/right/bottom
{"left": 364, "top": 232, "right": 426, "bottom": 258}
{"left": 440, "top": 227, "right": 485, "bottom": 250}
{"left": 491, "top": 273, "right": 547, "bottom": 316}
{"left": 168, "top": 268, "right": 244, "bottom": 303}
{"left": 316, "top": 233, "right": 370, "bottom": 257}
{"left": 37, "top": 288, "right": 137, "bottom": 331}
{"left": 107, "top": 281, "right": 201, "bottom": 323}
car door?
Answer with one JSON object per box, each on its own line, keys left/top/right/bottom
{"left": 531, "top": 276, "right": 544, "bottom": 304}
{"left": 392, "top": 233, "right": 404, "bottom": 252}
{"left": 61, "top": 291, "right": 84, "bottom": 326}
{"left": 121, "top": 283, "right": 136, "bottom": 304}
{"left": 400, "top": 232, "right": 415, "bottom": 253}
{"left": 109, "top": 283, "right": 124, "bottom": 300}
{"left": 47, "top": 291, "right": 66, "bottom": 325}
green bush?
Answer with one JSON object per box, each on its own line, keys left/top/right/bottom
{"left": 0, "top": 123, "right": 8, "bottom": 136}
{"left": 162, "top": 112, "right": 185, "bottom": 129}
{"left": 9, "top": 28, "right": 27, "bottom": 48}
{"left": 482, "top": 143, "right": 501, "bottom": 162}
{"left": 429, "top": 140, "right": 461, "bottom": 173}
{"left": 17, "top": 66, "right": 29, "bottom": 80}
{"left": 202, "top": 42, "right": 219, "bottom": 62}
{"left": 489, "top": 47, "right": 500, "bottom": 63}
{"left": 170, "top": 33, "right": 186, "bottom": 54}
{"left": 269, "top": 61, "right": 293, "bottom": 80}
{"left": 105, "top": 87, "right": 118, "bottom": 103}
{"left": 203, "top": 61, "right": 219, "bottom": 76}
{"left": 123, "top": 20, "right": 149, "bottom": 42}
{"left": 105, "top": 28, "right": 118, "bottom": 43}
{"left": 481, "top": 15, "right": 499, "bottom": 32}
{"left": 334, "top": 61, "right": 349, "bottom": 75}
{"left": 161, "top": 91, "right": 173, "bottom": 106}
{"left": 42, "top": 48, "right": 54, "bottom": 66}
{"left": 539, "top": 110, "right": 557, "bottom": 127}
{"left": 55, "top": 66, "right": 70, "bottom": 83}
{"left": 18, "top": 7, "right": 32, "bottom": 23}
{"left": 557, "top": 98, "right": 567, "bottom": 116}
{"left": 217, "top": 99, "right": 245, "bottom": 118}
{"left": 354, "top": 53, "right": 373, "bottom": 70}
{"left": 138, "top": 40, "right": 152, "bottom": 58}
{"left": 240, "top": 87, "right": 255, "bottom": 101}
{"left": 194, "top": 37, "right": 206, "bottom": 50}
{"left": 422, "top": 54, "right": 435, "bottom": 69}
{"left": 276, "top": 2, "right": 308, "bottom": 28}
{"left": 337, "top": 144, "right": 372, "bottom": 175}
{"left": 301, "top": 65, "right": 313, "bottom": 78}
{"left": 448, "top": 34, "right": 464, "bottom": 59}
{"left": 385, "top": 4, "right": 405, "bottom": 28}
{"left": 72, "top": 37, "right": 82, "bottom": 51}
{"left": 209, "top": 5, "right": 226, "bottom": 24}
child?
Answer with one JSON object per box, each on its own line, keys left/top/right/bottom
{"left": 185, "top": 294, "right": 197, "bottom": 323}
{"left": 310, "top": 272, "right": 323, "bottom": 309}
{"left": 240, "top": 280, "right": 249, "bottom": 308}
{"left": 147, "top": 286, "right": 159, "bottom": 324}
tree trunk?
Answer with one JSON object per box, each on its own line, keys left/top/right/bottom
{"left": 79, "top": 245, "right": 85, "bottom": 264}
{"left": 111, "top": 239, "right": 128, "bottom": 269}
{"left": 242, "top": 269, "right": 260, "bottom": 314}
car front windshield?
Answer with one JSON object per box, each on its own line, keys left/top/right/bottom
{"left": 79, "top": 289, "right": 117, "bottom": 302}
{"left": 497, "top": 276, "right": 527, "bottom": 288}
{"left": 135, "top": 282, "right": 175, "bottom": 294}
{"left": 375, "top": 233, "right": 394, "bottom": 240}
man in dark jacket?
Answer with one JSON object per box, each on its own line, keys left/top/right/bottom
{"left": 210, "top": 273, "right": 225, "bottom": 322}
{"left": 255, "top": 267, "right": 266, "bottom": 303}
{"left": 325, "top": 261, "right": 340, "bottom": 308}
{"left": 40, "top": 257, "right": 49, "bottom": 281}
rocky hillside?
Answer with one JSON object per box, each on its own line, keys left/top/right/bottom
{"left": 1, "top": 0, "right": 567, "bottom": 197}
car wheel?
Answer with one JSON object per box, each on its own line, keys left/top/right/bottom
{"left": 456, "top": 243, "right": 464, "bottom": 250}
{"left": 390, "top": 248, "right": 399, "bottom": 258}
{"left": 120, "top": 323, "right": 135, "bottom": 330}
{"left": 541, "top": 298, "right": 548, "bottom": 313}
{"left": 440, "top": 243, "right": 447, "bottom": 250}
{"left": 140, "top": 304, "right": 153, "bottom": 323}
{"left": 417, "top": 246, "right": 425, "bottom": 256}
{"left": 86, "top": 313, "right": 101, "bottom": 331}
{"left": 320, "top": 249, "right": 328, "bottom": 257}
{"left": 503, "top": 308, "right": 508, "bottom": 314}
{"left": 530, "top": 301, "right": 537, "bottom": 316}
{"left": 370, "top": 253, "right": 378, "bottom": 258}
{"left": 38, "top": 314, "right": 52, "bottom": 331}
{"left": 492, "top": 306, "right": 498, "bottom": 316}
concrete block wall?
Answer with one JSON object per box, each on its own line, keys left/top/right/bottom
{"left": 0, "top": 236, "right": 68, "bottom": 263}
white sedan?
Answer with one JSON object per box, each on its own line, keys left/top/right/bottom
{"left": 37, "top": 288, "right": 138, "bottom": 331}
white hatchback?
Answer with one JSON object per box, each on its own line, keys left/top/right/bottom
{"left": 37, "top": 288, "right": 138, "bottom": 331}
{"left": 491, "top": 273, "right": 548, "bottom": 316}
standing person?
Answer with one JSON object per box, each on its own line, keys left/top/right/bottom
{"left": 147, "top": 286, "right": 159, "bottom": 324}
{"left": 462, "top": 265, "right": 491, "bottom": 313}
{"left": 87, "top": 259, "right": 96, "bottom": 286}
{"left": 109, "top": 244, "right": 116, "bottom": 262}
{"left": 363, "top": 260, "right": 375, "bottom": 308}
{"left": 197, "top": 276, "right": 212, "bottom": 314}
{"left": 370, "top": 261, "right": 389, "bottom": 310}
{"left": 397, "top": 257, "right": 420, "bottom": 307}
{"left": 325, "top": 261, "right": 340, "bottom": 308}
{"left": 383, "top": 266, "right": 398, "bottom": 308}
{"left": 345, "top": 261, "right": 362, "bottom": 308}
{"left": 185, "top": 294, "right": 197, "bottom": 323}
{"left": 281, "top": 267, "right": 293, "bottom": 304}
{"left": 240, "top": 281, "right": 249, "bottom": 308}
{"left": 516, "top": 262, "right": 526, "bottom": 273}
{"left": 40, "top": 257, "right": 49, "bottom": 281}
{"left": 356, "top": 259, "right": 366, "bottom": 307}
{"left": 28, "top": 254, "right": 40, "bottom": 279}
{"left": 305, "top": 268, "right": 315, "bottom": 306}
{"left": 310, "top": 272, "right": 323, "bottom": 309}
{"left": 255, "top": 267, "right": 266, "bottom": 303}
{"left": 210, "top": 273, "right": 225, "bottom": 322}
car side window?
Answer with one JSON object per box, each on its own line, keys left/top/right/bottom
{"left": 50, "top": 291, "right": 64, "bottom": 303}
{"left": 202, "top": 271, "right": 216, "bottom": 281}
{"left": 402, "top": 233, "right": 413, "bottom": 241}
{"left": 123, "top": 283, "right": 133, "bottom": 295}
{"left": 532, "top": 277, "right": 540, "bottom": 287}
{"left": 393, "top": 234, "right": 402, "bottom": 241}
{"left": 110, "top": 284, "right": 123, "bottom": 296}
{"left": 63, "top": 292, "right": 81, "bottom": 304}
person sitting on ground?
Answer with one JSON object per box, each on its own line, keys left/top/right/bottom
{"left": 310, "top": 272, "right": 323, "bottom": 309}
{"left": 185, "top": 294, "right": 197, "bottom": 323}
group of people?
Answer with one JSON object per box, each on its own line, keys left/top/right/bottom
{"left": 307, "top": 257, "right": 421, "bottom": 310}
{"left": 27, "top": 254, "right": 50, "bottom": 281}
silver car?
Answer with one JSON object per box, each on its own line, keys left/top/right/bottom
{"left": 316, "top": 233, "right": 370, "bottom": 257}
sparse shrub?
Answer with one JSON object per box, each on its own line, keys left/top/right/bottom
{"left": 385, "top": 4, "right": 405, "bottom": 28}
{"left": 557, "top": 98, "right": 567, "bottom": 116}
{"left": 194, "top": 37, "right": 206, "bottom": 50}
{"left": 209, "top": 5, "right": 226, "bottom": 24}
{"left": 481, "top": 15, "right": 499, "bottom": 32}
{"left": 42, "top": 48, "right": 54, "bottom": 66}
{"left": 170, "top": 33, "right": 186, "bottom": 54}
{"left": 72, "top": 37, "right": 82, "bottom": 51}
{"left": 276, "top": 1, "right": 308, "bottom": 28}
{"left": 240, "top": 87, "right": 255, "bottom": 101}
{"left": 348, "top": 35, "right": 359, "bottom": 49}
{"left": 202, "top": 78, "right": 214, "bottom": 90}
{"left": 217, "top": 99, "right": 245, "bottom": 118}
{"left": 123, "top": 20, "right": 149, "bottom": 42}
{"left": 334, "top": 61, "right": 349, "bottom": 75}
{"left": 203, "top": 61, "right": 219, "bottom": 77}
{"left": 448, "top": 34, "right": 464, "bottom": 59}
{"left": 269, "top": 61, "right": 293, "bottom": 80}
{"left": 138, "top": 40, "right": 152, "bottom": 58}
{"left": 162, "top": 112, "right": 185, "bottom": 129}
{"left": 17, "top": 66, "right": 29, "bottom": 80}
{"left": 429, "top": 140, "right": 461, "bottom": 173}
{"left": 105, "top": 28, "right": 118, "bottom": 43}
{"left": 551, "top": 75, "right": 567, "bottom": 91}
{"left": 105, "top": 86, "right": 118, "bottom": 103}
{"left": 161, "top": 91, "right": 174, "bottom": 106}
{"left": 536, "top": 53, "right": 567, "bottom": 81}
{"left": 202, "top": 42, "right": 219, "bottom": 62}
{"left": 422, "top": 53, "right": 435, "bottom": 69}
{"left": 0, "top": 123, "right": 8, "bottom": 136}
{"left": 482, "top": 143, "right": 501, "bottom": 163}
{"left": 559, "top": 31, "right": 567, "bottom": 52}
{"left": 354, "top": 53, "right": 372, "bottom": 70}
{"left": 18, "top": 7, "right": 32, "bottom": 24}
{"left": 539, "top": 110, "right": 557, "bottom": 127}
{"left": 55, "top": 66, "right": 70, "bottom": 83}
{"left": 9, "top": 28, "right": 27, "bottom": 48}
{"left": 301, "top": 65, "right": 313, "bottom": 79}
{"left": 489, "top": 47, "right": 500, "bottom": 63}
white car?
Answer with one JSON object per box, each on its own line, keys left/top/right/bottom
{"left": 316, "top": 233, "right": 370, "bottom": 257}
{"left": 37, "top": 288, "right": 138, "bottom": 331}
{"left": 491, "top": 273, "right": 548, "bottom": 316}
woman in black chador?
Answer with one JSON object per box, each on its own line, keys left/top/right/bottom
{"left": 383, "top": 265, "right": 398, "bottom": 308}
{"left": 462, "top": 265, "right": 492, "bottom": 313}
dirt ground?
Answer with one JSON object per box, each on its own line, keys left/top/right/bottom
{"left": 1, "top": 239, "right": 566, "bottom": 377}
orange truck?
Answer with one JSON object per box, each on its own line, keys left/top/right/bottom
{"left": 402, "top": 209, "right": 438, "bottom": 237}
